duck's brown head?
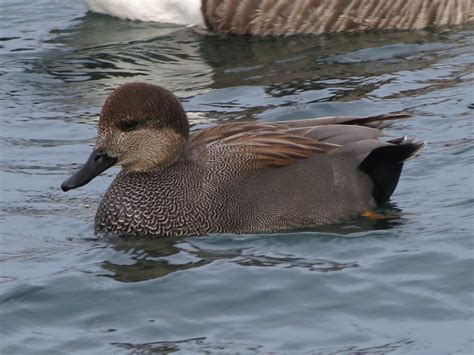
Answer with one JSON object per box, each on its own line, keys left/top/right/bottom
{"left": 61, "top": 82, "right": 189, "bottom": 192}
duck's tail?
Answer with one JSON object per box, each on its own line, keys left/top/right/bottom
{"left": 358, "top": 137, "right": 425, "bottom": 205}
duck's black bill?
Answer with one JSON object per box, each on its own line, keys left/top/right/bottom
{"left": 61, "top": 149, "right": 117, "bottom": 192}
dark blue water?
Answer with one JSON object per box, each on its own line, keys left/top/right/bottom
{"left": 1, "top": 1, "right": 473, "bottom": 353}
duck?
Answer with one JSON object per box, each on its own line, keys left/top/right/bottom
{"left": 61, "top": 82, "right": 424, "bottom": 238}
{"left": 83, "top": 0, "right": 473, "bottom": 36}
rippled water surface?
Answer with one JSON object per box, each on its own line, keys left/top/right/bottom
{"left": 1, "top": 1, "right": 473, "bottom": 353}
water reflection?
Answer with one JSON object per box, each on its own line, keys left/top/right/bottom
{"left": 100, "top": 238, "right": 209, "bottom": 282}
{"left": 39, "top": 14, "right": 213, "bottom": 95}
{"left": 112, "top": 337, "right": 415, "bottom": 354}
{"left": 100, "top": 208, "right": 405, "bottom": 283}
{"left": 201, "top": 30, "right": 454, "bottom": 88}
{"left": 32, "top": 15, "right": 471, "bottom": 112}
{"left": 112, "top": 337, "right": 262, "bottom": 354}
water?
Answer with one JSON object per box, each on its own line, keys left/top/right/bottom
{"left": 1, "top": 1, "right": 473, "bottom": 353}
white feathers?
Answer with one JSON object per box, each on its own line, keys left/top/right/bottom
{"left": 83, "top": 0, "right": 205, "bottom": 26}
{"left": 83, "top": 0, "right": 473, "bottom": 35}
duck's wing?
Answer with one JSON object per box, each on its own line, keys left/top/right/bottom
{"left": 208, "top": 130, "right": 341, "bottom": 168}
{"left": 189, "top": 121, "right": 340, "bottom": 169}
{"left": 190, "top": 113, "right": 410, "bottom": 144}
{"left": 190, "top": 121, "right": 284, "bottom": 145}
{"left": 189, "top": 113, "right": 417, "bottom": 170}
{"left": 280, "top": 112, "right": 411, "bottom": 129}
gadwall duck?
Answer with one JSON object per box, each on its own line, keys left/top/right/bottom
{"left": 61, "top": 82, "right": 424, "bottom": 237}
{"left": 84, "top": 0, "right": 473, "bottom": 36}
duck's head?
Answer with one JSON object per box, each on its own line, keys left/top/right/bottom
{"left": 61, "top": 82, "right": 189, "bottom": 192}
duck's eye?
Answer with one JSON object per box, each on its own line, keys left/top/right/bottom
{"left": 120, "top": 121, "right": 139, "bottom": 132}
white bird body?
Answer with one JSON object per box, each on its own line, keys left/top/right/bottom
{"left": 84, "top": 0, "right": 205, "bottom": 26}
{"left": 83, "top": 0, "right": 473, "bottom": 35}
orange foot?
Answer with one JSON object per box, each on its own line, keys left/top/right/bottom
{"left": 361, "top": 210, "right": 386, "bottom": 221}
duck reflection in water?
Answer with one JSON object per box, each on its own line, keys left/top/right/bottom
{"left": 101, "top": 208, "right": 405, "bottom": 283}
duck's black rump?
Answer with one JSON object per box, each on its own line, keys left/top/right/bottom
{"left": 359, "top": 137, "right": 425, "bottom": 205}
